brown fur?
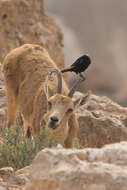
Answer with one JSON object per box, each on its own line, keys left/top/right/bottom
{"left": 2, "top": 44, "right": 79, "bottom": 148}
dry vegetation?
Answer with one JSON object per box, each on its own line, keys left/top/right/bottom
{"left": 0, "top": 126, "right": 45, "bottom": 170}
{"left": 0, "top": 125, "right": 81, "bottom": 170}
{"left": 0, "top": 125, "right": 54, "bottom": 170}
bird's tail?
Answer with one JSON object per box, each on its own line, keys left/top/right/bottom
{"left": 61, "top": 66, "right": 74, "bottom": 73}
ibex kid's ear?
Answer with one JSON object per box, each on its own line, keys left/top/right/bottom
{"left": 73, "top": 91, "right": 91, "bottom": 110}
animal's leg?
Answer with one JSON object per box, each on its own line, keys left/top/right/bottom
{"left": 6, "top": 91, "right": 19, "bottom": 128}
{"left": 31, "top": 87, "right": 47, "bottom": 136}
{"left": 7, "top": 103, "right": 19, "bottom": 128}
{"left": 32, "top": 116, "right": 41, "bottom": 136}
{"left": 22, "top": 116, "right": 32, "bottom": 138}
{"left": 22, "top": 116, "right": 36, "bottom": 148}
{"left": 64, "top": 113, "right": 79, "bottom": 148}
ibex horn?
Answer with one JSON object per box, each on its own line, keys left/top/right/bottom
{"left": 68, "top": 73, "right": 86, "bottom": 97}
{"left": 45, "top": 69, "right": 62, "bottom": 99}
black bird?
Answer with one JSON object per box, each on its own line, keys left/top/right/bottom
{"left": 61, "top": 54, "right": 91, "bottom": 75}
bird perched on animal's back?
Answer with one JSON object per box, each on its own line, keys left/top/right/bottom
{"left": 61, "top": 54, "right": 91, "bottom": 74}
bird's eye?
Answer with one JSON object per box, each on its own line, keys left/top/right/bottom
{"left": 48, "top": 101, "right": 52, "bottom": 109}
{"left": 67, "top": 108, "right": 73, "bottom": 113}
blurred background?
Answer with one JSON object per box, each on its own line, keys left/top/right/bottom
{"left": 45, "top": 0, "right": 127, "bottom": 106}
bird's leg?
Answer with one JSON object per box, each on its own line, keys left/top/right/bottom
{"left": 79, "top": 73, "right": 86, "bottom": 81}
{"left": 68, "top": 74, "right": 86, "bottom": 97}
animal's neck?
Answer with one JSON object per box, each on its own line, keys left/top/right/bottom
{"left": 55, "top": 119, "right": 69, "bottom": 138}
{"left": 47, "top": 119, "right": 69, "bottom": 146}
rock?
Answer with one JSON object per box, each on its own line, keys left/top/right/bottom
{"left": 0, "top": 186, "right": 6, "bottom": 190}
{"left": 75, "top": 92, "right": 127, "bottom": 147}
{"left": 0, "top": 0, "right": 64, "bottom": 69}
{"left": 0, "top": 166, "right": 26, "bottom": 190}
{"left": 0, "top": 167, "right": 14, "bottom": 176}
{"left": 0, "top": 167, "right": 27, "bottom": 190}
{"left": 23, "top": 142, "right": 127, "bottom": 190}
{"left": 16, "top": 166, "right": 31, "bottom": 177}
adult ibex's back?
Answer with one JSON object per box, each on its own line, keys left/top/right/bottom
{"left": 2, "top": 44, "right": 85, "bottom": 148}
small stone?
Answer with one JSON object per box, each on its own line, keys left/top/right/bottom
{"left": 0, "top": 167, "right": 14, "bottom": 175}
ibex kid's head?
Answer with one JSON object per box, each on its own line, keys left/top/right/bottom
{"left": 44, "top": 69, "right": 86, "bottom": 130}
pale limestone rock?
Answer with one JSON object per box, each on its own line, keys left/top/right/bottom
{"left": 0, "top": 0, "right": 64, "bottom": 69}
{"left": 0, "top": 167, "right": 14, "bottom": 176}
{"left": 23, "top": 142, "right": 127, "bottom": 190}
{"left": 16, "top": 166, "right": 30, "bottom": 176}
{"left": 0, "top": 166, "right": 26, "bottom": 190}
{"left": 75, "top": 92, "right": 127, "bottom": 147}
{"left": 1, "top": 142, "right": 127, "bottom": 189}
{"left": 0, "top": 186, "right": 6, "bottom": 190}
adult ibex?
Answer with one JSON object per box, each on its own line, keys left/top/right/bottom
{"left": 2, "top": 44, "right": 86, "bottom": 148}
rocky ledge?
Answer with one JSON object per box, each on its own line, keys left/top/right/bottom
{"left": 1, "top": 142, "right": 127, "bottom": 190}
{"left": 75, "top": 92, "right": 127, "bottom": 147}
